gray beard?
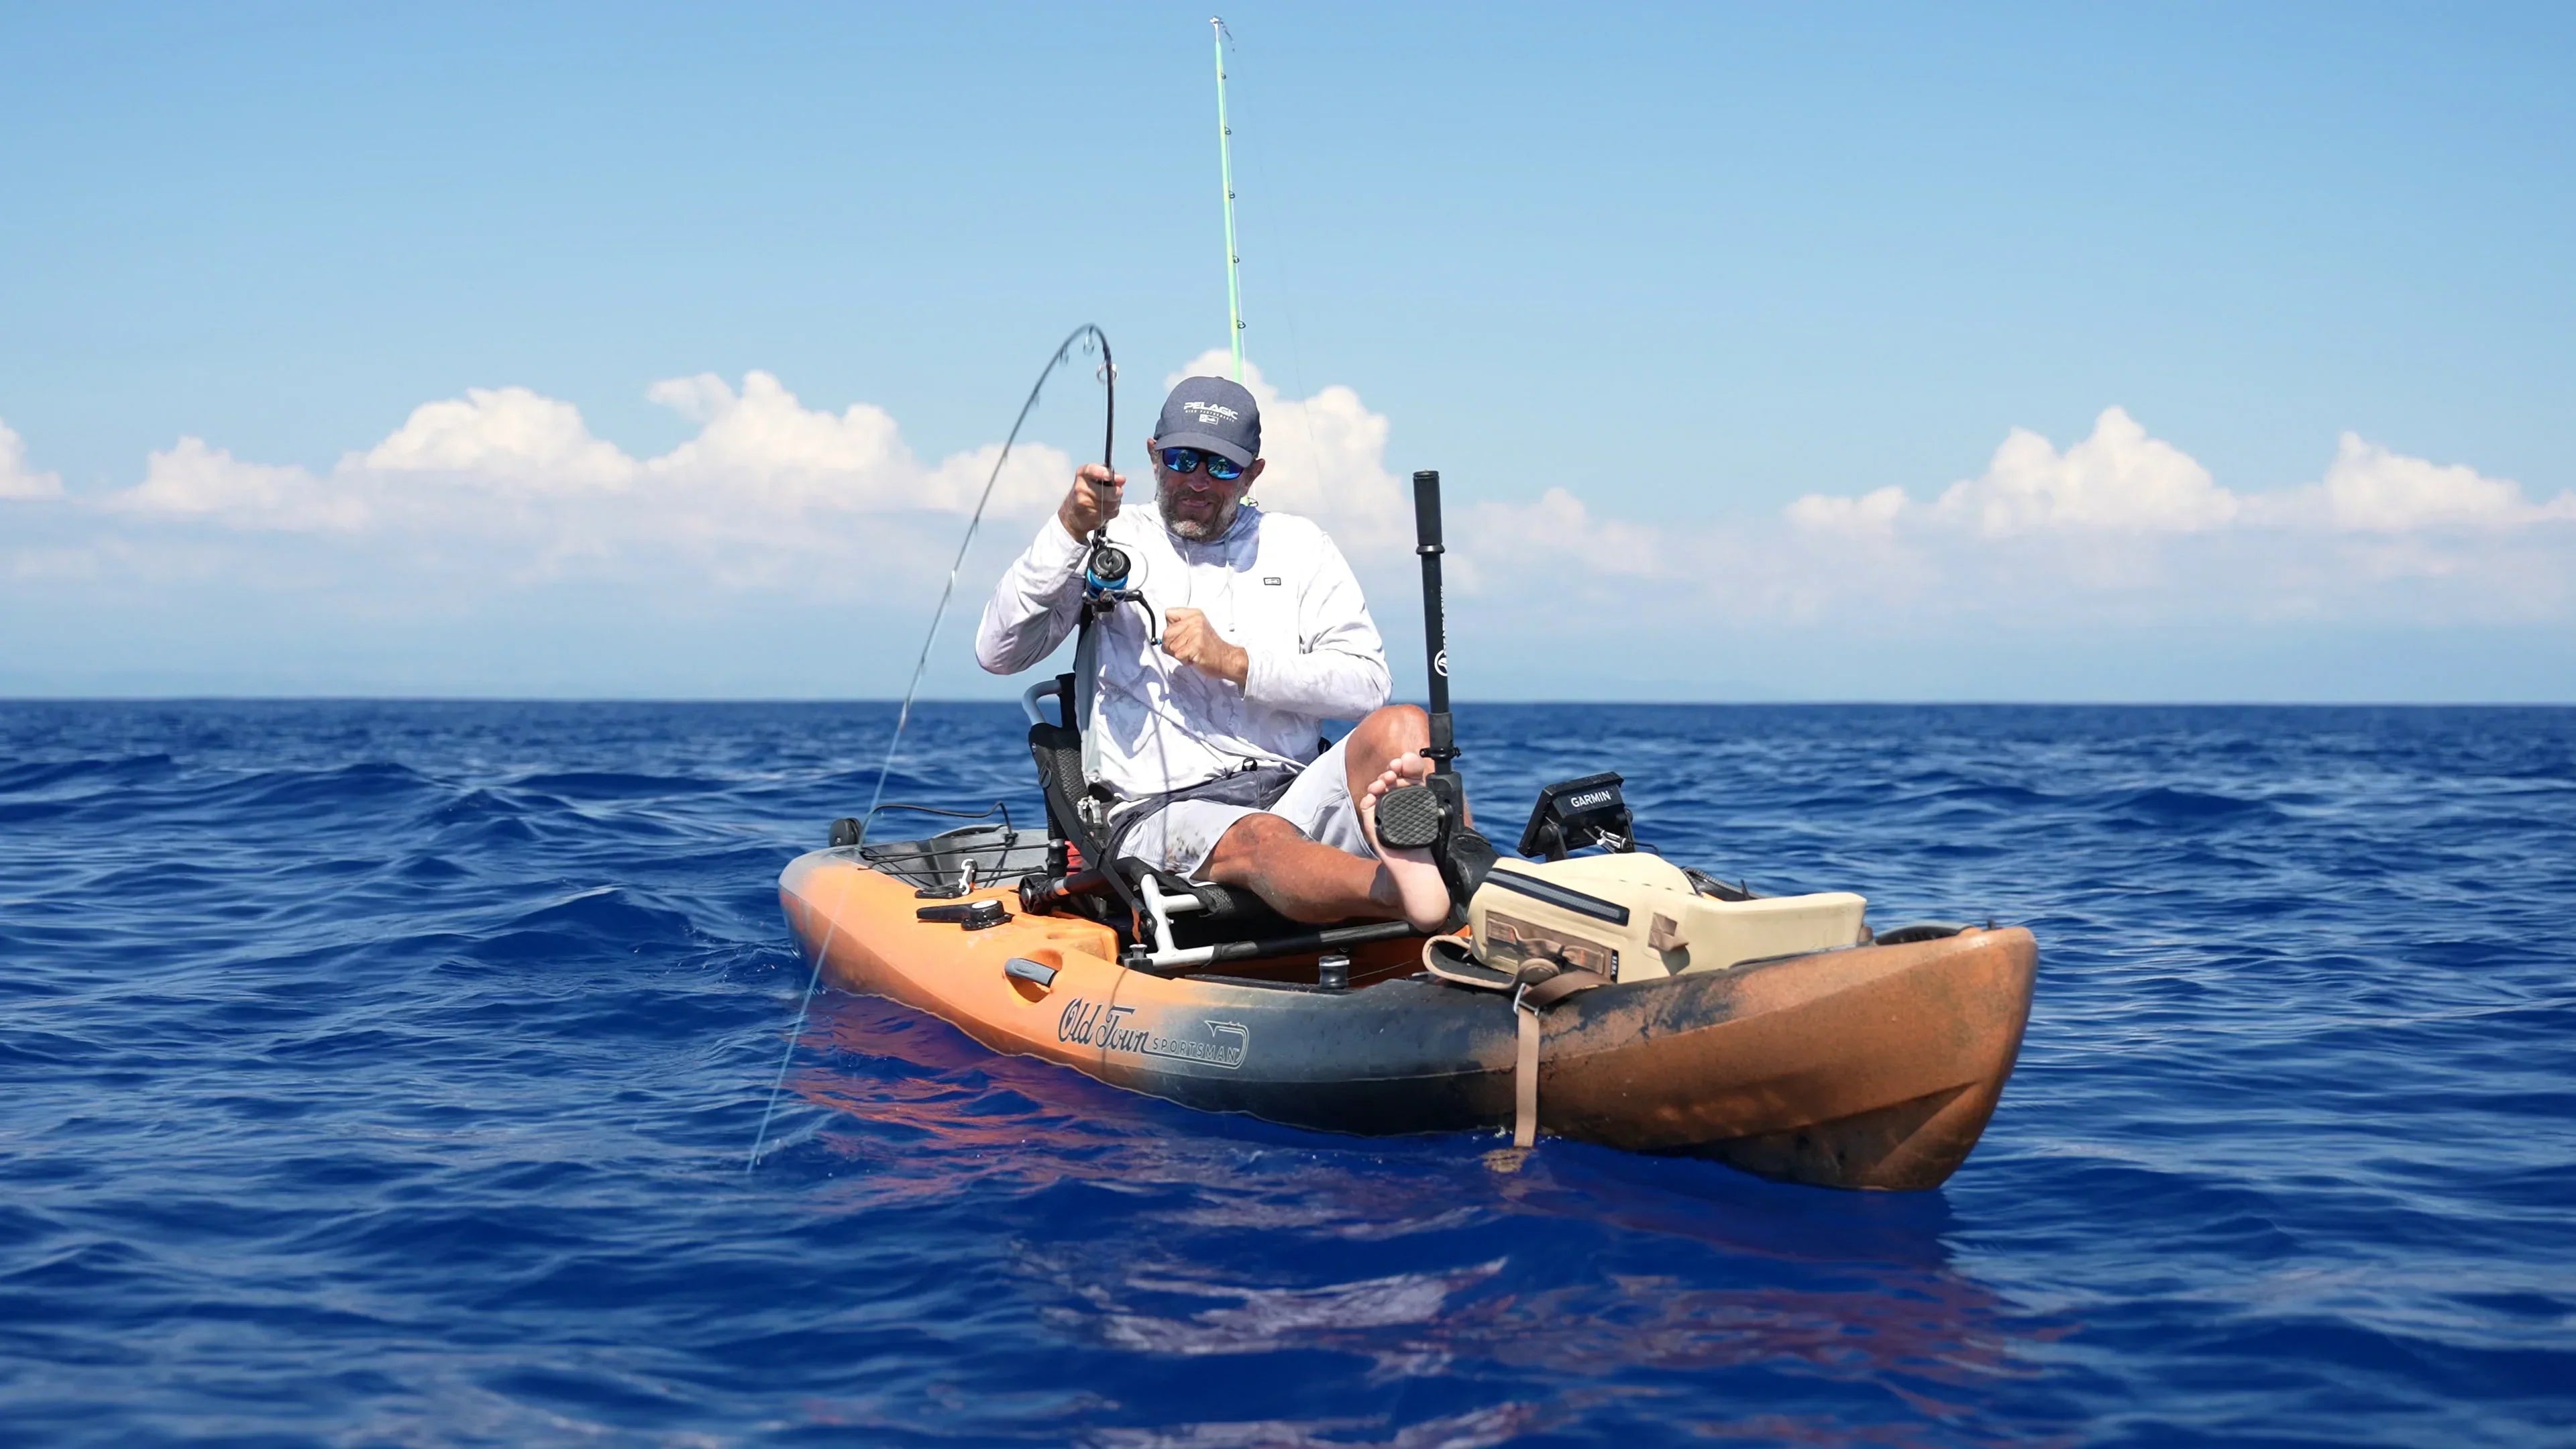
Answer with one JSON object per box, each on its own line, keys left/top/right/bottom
{"left": 1159, "top": 482, "right": 1240, "bottom": 541}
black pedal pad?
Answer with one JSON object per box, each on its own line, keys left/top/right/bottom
{"left": 1373, "top": 783, "right": 1445, "bottom": 850}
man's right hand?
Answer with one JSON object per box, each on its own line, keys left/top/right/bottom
{"left": 1060, "top": 464, "right": 1125, "bottom": 537}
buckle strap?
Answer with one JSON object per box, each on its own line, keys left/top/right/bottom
{"left": 1507, "top": 963, "right": 1609, "bottom": 1148}
{"left": 1418, "top": 940, "right": 1609, "bottom": 1148}
{"left": 1514, "top": 1003, "right": 1542, "bottom": 1148}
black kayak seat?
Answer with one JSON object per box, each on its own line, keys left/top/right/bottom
{"left": 1026, "top": 718, "right": 1102, "bottom": 859}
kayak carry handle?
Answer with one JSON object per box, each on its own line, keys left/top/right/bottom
{"left": 1004, "top": 957, "right": 1059, "bottom": 988}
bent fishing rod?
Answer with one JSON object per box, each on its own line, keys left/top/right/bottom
{"left": 861, "top": 323, "right": 1117, "bottom": 837}
{"left": 748, "top": 323, "right": 1117, "bottom": 1173}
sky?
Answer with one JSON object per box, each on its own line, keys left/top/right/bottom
{"left": 2, "top": 1, "right": 2571, "bottom": 701}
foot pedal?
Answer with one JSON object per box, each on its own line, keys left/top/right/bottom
{"left": 1374, "top": 783, "right": 1445, "bottom": 849}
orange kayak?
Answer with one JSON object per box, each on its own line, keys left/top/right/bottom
{"left": 777, "top": 837, "right": 2036, "bottom": 1191}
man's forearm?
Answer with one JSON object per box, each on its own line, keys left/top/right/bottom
{"left": 1206, "top": 641, "right": 1250, "bottom": 687}
{"left": 974, "top": 517, "right": 1088, "bottom": 674}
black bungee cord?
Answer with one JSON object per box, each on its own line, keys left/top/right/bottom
{"left": 747, "top": 325, "right": 1115, "bottom": 1173}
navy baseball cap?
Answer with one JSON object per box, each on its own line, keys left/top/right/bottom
{"left": 1152, "top": 376, "right": 1261, "bottom": 469}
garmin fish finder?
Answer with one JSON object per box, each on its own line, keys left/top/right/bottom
{"left": 1517, "top": 772, "right": 1637, "bottom": 860}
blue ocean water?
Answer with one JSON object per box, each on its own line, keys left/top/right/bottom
{"left": 3, "top": 701, "right": 2571, "bottom": 1447}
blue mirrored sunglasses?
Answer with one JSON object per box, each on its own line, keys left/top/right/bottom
{"left": 1159, "top": 446, "right": 1245, "bottom": 481}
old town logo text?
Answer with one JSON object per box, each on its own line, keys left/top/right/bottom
{"left": 1056, "top": 999, "right": 1250, "bottom": 1070}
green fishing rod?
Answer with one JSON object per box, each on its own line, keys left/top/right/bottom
{"left": 1214, "top": 16, "right": 1244, "bottom": 382}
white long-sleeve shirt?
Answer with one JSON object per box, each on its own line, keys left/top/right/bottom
{"left": 975, "top": 502, "right": 1391, "bottom": 800}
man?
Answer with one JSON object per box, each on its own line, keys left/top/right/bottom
{"left": 975, "top": 376, "right": 1452, "bottom": 932}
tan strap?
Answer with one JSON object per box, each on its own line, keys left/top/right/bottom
{"left": 1421, "top": 932, "right": 1511, "bottom": 989}
{"left": 1421, "top": 942, "right": 1611, "bottom": 1150}
{"left": 1521, "top": 966, "right": 1609, "bottom": 1008}
{"left": 1509, "top": 964, "right": 1607, "bottom": 1148}
{"left": 1513, "top": 1002, "right": 1540, "bottom": 1148}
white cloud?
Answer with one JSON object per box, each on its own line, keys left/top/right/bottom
{"left": 54, "top": 358, "right": 1389, "bottom": 586}
{"left": 2296, "top": 433, "right": 2576, "bottom": 533}
{"left": 1786, "top": 485, "right": 1907, "bottom": 533}
{"left": 641, "top": 371, "right": 1068, "bottom": 519}
{"left": 1454, "top": 486, "right": 1667, "bottom": 594}
{"left": 17, "top": 379, "right": 2573, "bottom": 651}
{"left": 1784, "top": 412, "right": 2576, "bottom": 549}
{"left": 363, "top": 386, "right": 639, "bottom": 492}
{"left": 614, "top": 372, "right": 1072, "bottom": 588}
{"left": 0, "top": 419, "right": 64, "bottom": 500}
{"left": 1759, "top": 412, "right": 2576, "bottom": 630}
{"left": 93, "top": 374, "right": 1076, "bottom": 584}
{"left": 1934, "top": 406, "right": 2239, "bottom": 535}
{"left": 115, "top": 437, "right": 362, "bottom": 531}
{"left": 1783, "top": 409, "right": 2242, "bottom": 542}
{"left": 644, "top": 370, "right": 909, "bottom": 509}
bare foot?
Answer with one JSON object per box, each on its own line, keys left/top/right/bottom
{"left": 1359, "top": 755, "right": 1452, "bottom": 932}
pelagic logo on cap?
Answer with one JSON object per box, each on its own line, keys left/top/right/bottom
{"left": 1182, "top": 400, "right": 1242, "bottom": 423}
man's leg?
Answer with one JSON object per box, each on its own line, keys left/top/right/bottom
{"left": 1199, "top": 704, "right": 1453, "bottom": 932}
{"left": 1200, "top": 812, "right": 1393, "bottom": 924}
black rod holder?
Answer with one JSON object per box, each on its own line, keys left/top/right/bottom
{"left": 1411, "top": 470, "right": 1456, "bottom": 772}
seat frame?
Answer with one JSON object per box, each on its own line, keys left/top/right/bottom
{"left": 1020, "top": 675, "right": 1415, "bottom": 975}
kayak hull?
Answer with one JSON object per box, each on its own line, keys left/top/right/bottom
{"left": 779, "top": 849, "right": 2035, "bottom": 1190}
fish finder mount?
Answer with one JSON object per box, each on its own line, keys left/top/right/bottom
{"left": 1517, "top": 772, "right": 1636, "bottom": 861}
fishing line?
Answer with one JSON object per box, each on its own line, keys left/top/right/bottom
{"left": 747, "top": 324, "right": 1115, "bottom": 1173}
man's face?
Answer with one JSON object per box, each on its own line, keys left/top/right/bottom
{"left": 1151, "top": 441, "right": 1263, "bottom": 541}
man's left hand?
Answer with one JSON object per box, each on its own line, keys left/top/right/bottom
{"left": 1162, "top": 607, "right": 1249, "bottom": 686}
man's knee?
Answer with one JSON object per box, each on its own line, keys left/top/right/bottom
{"left": 1355, "top": 703, "right": 1428, "bottom": 749}
{"left": 1203, "top": 811, "right": 1301, "bottom": 882}
{"left": 1373, "top": 702, "right": 1428, "bottom": 733}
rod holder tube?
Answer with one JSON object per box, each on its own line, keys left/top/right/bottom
{"left": 1411, "top": 470, "right": 1455, "bottom": 768}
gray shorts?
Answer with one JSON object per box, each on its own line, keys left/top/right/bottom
{"left": 1116, "top": 736, "right": 1373, "bottom": 880}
